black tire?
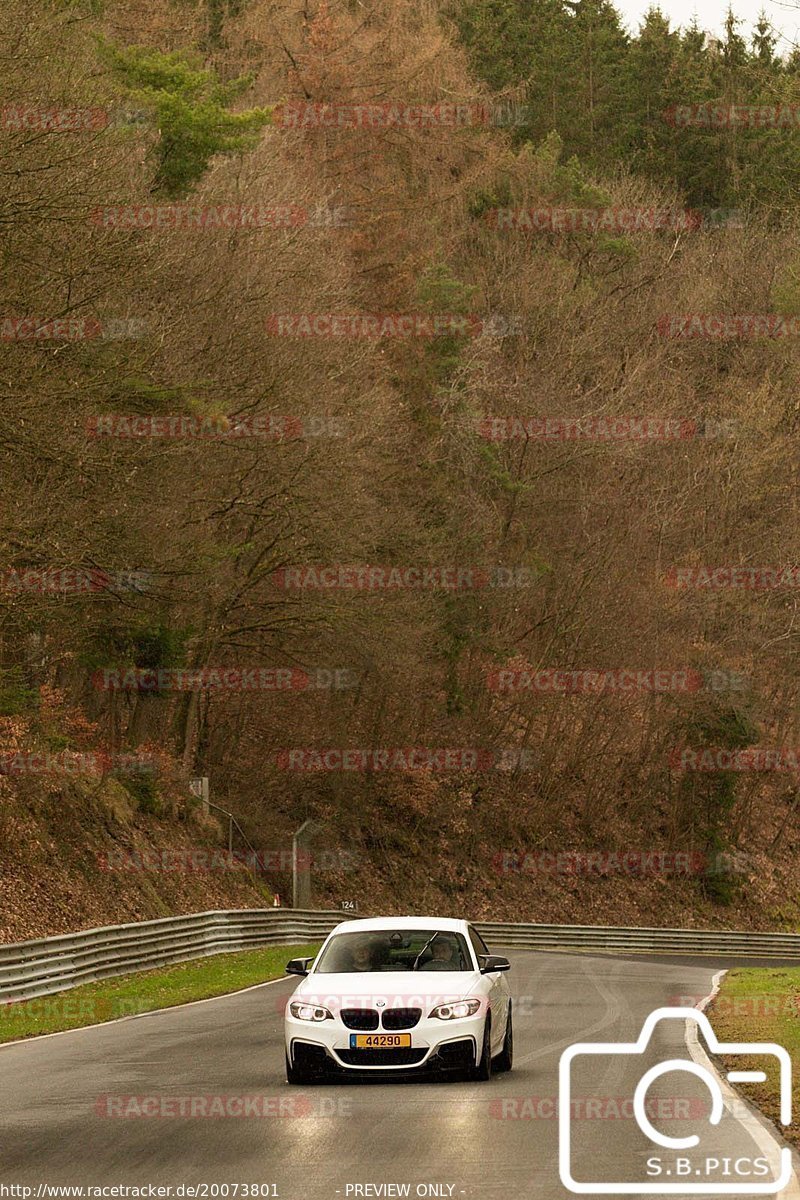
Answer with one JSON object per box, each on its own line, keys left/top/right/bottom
{"left": 494, "top": 1004, "right": 513, "bottom": 1073}
{"left": 473, "top": 1014, "right": 493, "bottom": 1081}
{"left": 285, "top": 1051, "right": 313, "bottom": 1085}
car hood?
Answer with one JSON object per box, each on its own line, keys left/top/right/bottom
{"left": 290, "top": 971, "right": 481, "bottom": 1009}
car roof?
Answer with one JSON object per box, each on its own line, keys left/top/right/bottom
{"left": 328, "top": 916, "right": 470, "bottom": 935}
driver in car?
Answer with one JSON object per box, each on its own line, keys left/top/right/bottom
{"left": 421, "top": 938, "right": 457, "bottom": 970}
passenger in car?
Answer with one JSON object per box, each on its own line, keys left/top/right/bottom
{"left": 349, "top": 939, "right": 378, "bottom": 971}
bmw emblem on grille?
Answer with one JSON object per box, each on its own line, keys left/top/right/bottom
{"left": 376, "top": 1000, "right": 386, "bottom": 1007}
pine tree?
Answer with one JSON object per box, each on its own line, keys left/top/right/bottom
{"left": 623, "top": 7, "right": 681, "bottom": 180}
{"left": 667, "top": 19, "right": 728, "bottom": 206}
{"left": 450, "top": 0, "right": 574, "bottom": 146}
{"left": 711, "top": 7, "right": 745, "bottom": 198}
{"left": 562, "top": 0, "right": 631, "bottom": 167}
{"left": 745, "top": 17, "right": 800, "bottom": 213}
{"left": 101, "top": 43, "right": 271, "bottom": 196}
{"left": 752, "top": 10, "right": 777, "bottom": 68}
{"left": 451, "top": 0, "right": 800, "bottom": 211}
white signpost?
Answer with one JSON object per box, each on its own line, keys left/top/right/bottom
{"left": 189, "top": 776, "right": 209, "bottom": 814}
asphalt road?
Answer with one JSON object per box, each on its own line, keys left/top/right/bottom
{"left": 1, "top": 950, "right": 797, "bottom": 1199}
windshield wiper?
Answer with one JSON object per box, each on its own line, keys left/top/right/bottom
{"left": 412, "top": 932, "right": 439, "bottom": 971}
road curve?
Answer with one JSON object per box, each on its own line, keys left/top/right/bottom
{"left": 0, "top": 950, "right": 796, "bottom": 1199}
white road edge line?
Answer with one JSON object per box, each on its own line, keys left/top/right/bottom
{"left": 0, "top": 973, "right": 291, "bottom": 1051}
{"left": 688, "top": 969, "right": 800, "bottom": 1200}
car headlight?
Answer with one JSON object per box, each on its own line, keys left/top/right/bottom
{"left": 289, "top": 1002, "right": 333, "bottom": 1022}
{"left": 429, "top": 999, "right": 482, "bottom": 1020}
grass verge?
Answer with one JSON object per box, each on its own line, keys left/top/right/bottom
{"left": 0, "top": 943, "right": 319, "bottom": 1043}
{"left": 708, "top": 967, "right": 800, "bottom": 1149}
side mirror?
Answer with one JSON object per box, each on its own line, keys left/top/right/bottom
{"left": 286, "top": 957, "right": 314, "bottom": 977}
{"left": 479, "top": 954, "right": 511, "bottom": 974}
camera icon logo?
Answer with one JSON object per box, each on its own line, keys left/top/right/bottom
{"left": 559, "top": 1007, "right": 792, "bottom": 1194}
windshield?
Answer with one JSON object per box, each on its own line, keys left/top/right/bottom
{"left": 313, "top": 928, "right": 472, "bottom": 973}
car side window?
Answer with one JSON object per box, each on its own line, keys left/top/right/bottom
{"left": 468, "top": 926, "right": 490, "bottom": 964}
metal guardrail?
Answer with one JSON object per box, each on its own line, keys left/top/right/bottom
{"left": 0, "top": 910, "right": 350, "bottom": 1003}
{"left": 2, "top": 911, "right": 800, "bottom": 1004}
{"left": 474, "top": 921, "right": 800, "bottom": 957}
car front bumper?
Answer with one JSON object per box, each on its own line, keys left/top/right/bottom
{"left": 285, "top": 1011, "right": 483, "bottom": 1073}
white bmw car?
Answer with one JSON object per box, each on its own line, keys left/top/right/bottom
{"left": 283, "top": 916, "right": 512, "bottom": 1082}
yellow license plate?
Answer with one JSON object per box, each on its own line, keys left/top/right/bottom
{"left": 350, "top": 1033, "right": 412, "bottom": 1049}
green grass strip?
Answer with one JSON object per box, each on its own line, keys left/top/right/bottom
{"left": 709, "top": 967, "right": 800, "bottom": 1147}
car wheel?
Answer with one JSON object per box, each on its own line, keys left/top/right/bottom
{"left": 285, "top": 1051, "right": 313, "bottom": 1085}
{"left": 473, "top": 1014, "right": 493, "bottom": 1081}
{"left": 494, "top": 1003, "right": 513, "bottom": 1073}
